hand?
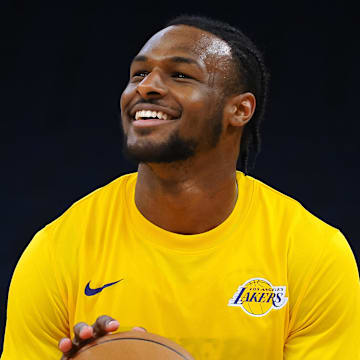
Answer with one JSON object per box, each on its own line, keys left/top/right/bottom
{"left": 58, "top": 315, "right": 146, "bottom": 359}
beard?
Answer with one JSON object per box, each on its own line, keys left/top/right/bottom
{"left": 123, "top": 129, "right": 197, "bottom": 163}
{"left": 122, "top": 107, "right": 223, "bottom": 164}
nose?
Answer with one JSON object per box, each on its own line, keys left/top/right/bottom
{"left": 137, "top": 70, "right": 168, "bottom": 99}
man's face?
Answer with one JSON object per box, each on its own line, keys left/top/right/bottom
{"left": 120, "top": 25, "right": 235, "bottom": 163}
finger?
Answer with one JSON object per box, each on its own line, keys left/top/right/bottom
{"left": 61, "top": 345, "right": 80, "bottom": 359}
{"left": 59, "top": 337, "right": 79, "bottom": 359}
{"left": 132, "top": 326, "right": 147, "bottom": 332}
{"left": 58, "top": 337, "right": 72, "bottom": 352}
{"left": 74, "top": 322, "right": 94, "bottom": 343}
{"left": 106, "top": 319, "right": 120, "bottom": 332}
{"left": 92, "top": 315, "right": 119, "bottom": 337}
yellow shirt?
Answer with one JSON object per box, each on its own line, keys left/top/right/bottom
{"left": 2, "top": 172, "right": 360, "bottom": 359}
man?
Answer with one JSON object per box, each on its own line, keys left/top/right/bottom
{"left": 2, "top": 15, "right": 360, "bottom": 359}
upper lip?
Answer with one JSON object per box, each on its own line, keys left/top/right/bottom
{"left": 129, "top": 103, "right": 181, "bottom": 119}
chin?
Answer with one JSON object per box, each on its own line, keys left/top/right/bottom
{"left": 122, "top": 132, "right": 197, "bottom": 164}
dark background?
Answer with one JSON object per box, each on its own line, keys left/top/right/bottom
{"left": 1, "top": 1, "right": 359, "bottom": 351}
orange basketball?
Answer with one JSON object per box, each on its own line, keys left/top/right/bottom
{"left": 72, "top": 330, "right": 195, "bottom": 360}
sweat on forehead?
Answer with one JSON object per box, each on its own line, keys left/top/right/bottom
{"left": 139, "top": 25, "right": 233, "bottom": 64}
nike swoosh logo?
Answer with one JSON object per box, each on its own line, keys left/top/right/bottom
{"left": 85, "top": 279, "right": 123, "bottom": 296}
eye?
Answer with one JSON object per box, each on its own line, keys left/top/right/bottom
{"left": 132, "top": 71, "right": 149, "bottom": 78}
{"left": 172, "top": 72, "right": 192, "bottom": 79}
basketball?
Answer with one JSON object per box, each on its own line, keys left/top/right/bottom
{"left": 71, "top": 330, "right": 195, "bottom": 360}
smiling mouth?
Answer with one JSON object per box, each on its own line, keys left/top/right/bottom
{"left": 134, "top": 110, "right": 174, "bottom": 121}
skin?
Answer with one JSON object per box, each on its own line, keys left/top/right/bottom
{"left": 59, "top": 24, "right": 256, "bottom": 356}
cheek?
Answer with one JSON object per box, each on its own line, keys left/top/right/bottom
{"left": 180, "top": 86, "right": 213, "bottom": 114}
{"left": 120, "top": 84, "right": 136, "bottom": 133}
{"left": 120, "top": 84, "right": 134, "bottom": 112}
{"left": 179, "top": 87, "right": 217, "bottom": 129}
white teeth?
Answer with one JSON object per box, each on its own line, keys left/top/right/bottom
{"left": 134, "top": 110, "right": 172, "bottom": 120}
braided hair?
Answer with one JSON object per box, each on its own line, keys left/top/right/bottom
{"left": 166, "top": 15, "right": 270, "bottom": 174}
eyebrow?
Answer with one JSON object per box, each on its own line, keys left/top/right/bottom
{"left": 132, "top": 55, "right": 201, "bottom": 69}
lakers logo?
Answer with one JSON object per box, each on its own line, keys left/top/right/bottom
{"left": 228, "top": 278, "right": 288, "bottom": 317}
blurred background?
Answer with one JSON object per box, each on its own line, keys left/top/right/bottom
{"left": 1, "top": 1, "right": 359, "bottom": 350}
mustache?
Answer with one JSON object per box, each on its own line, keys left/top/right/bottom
{"left": 134, "top": 99, "right": 159, "bottom": 105}
{"left": 132, "top": 98, "right": 167, "bottom": 108}
{"left": 118, "top": 99, "right": 170, "bottom": 123}
{"left": 130, "top": 99, "right": 181, "bottom": 114}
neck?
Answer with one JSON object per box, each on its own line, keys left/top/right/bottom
{"left": 134, "top": 151, "right": 238, "bottom": 234}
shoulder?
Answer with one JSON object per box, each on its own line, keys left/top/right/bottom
{"left": 245, "top": 176, "right": 359, "bottom": 325}
{"left": 248, "top": 179, "right": 358, "bottom": 289}
{"left": 247, "top": 174, "right": 339, "bottom": 238}
{"left": 23, "top": 173, "right": 137, "bottom": 260}
{"left": 245, "top": 174, "right": 354, "bottom": 271}
{"left": 45, "top": 172, "right": 136, "bottom": 231}
{"left": 59, "top": 172, "right": 136, "bottom": 217}
{"left": 248, "top": 175, "right": 318, "bottom": 215}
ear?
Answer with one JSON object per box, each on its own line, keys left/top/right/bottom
{"left": 224, "top": 92, "right": 256, "bottom": 128}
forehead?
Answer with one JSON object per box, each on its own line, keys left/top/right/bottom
{"left": 138, "top": 25, "right": 233, "bottom": 71}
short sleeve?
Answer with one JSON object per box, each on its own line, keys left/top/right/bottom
{"left": 284, "top": 230, "right": 360, "bottom": 359}
{"left": 1, "top": 228, "right": 69, "bottom": 360}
